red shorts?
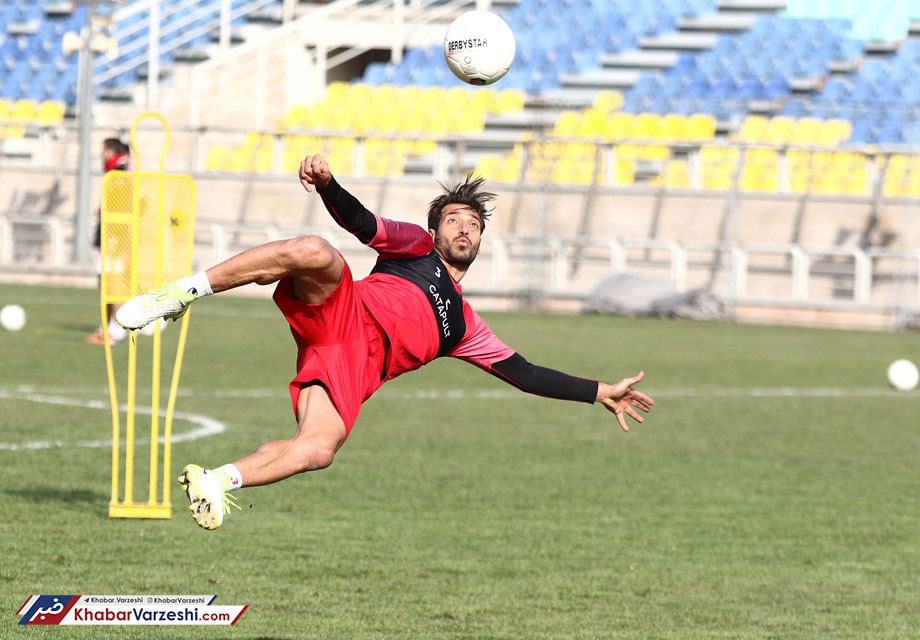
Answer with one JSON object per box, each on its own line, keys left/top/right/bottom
{"left": 272, "top": 261, "right": 387, "bottom": 436}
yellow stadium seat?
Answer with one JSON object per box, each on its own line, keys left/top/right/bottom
{"left": 374, "top": 84, "right": 399, "bottom": 105}
{"left": 563, "top": 142, "right": 595, "bottom": 161}
{"left": 833, "top": 152, "right": 867, "bottom": 195}
{"left": 632, "top": 113, "right": 661, "bottom": 140}
{"left": 820, "top": 119, "right": 852, "bottom": 147}
{"left": 280, "top": 105, "right": 310, "bottom": 131}
{"left": 347, "top": 83, "right": 374, "bottom": 104}
{"left": 0, "top": 98, "right": 10, "bottom": 121}
{"left": 242, "top": 131, "right": 272, "bottom": 149}
{"left": 324, "top": 151, "right": 355, "bottom": 176}
{"left": 205, "top": 147, "right": 233, "bottom": 171}
{"left": 228, "top": 146, "right": 271, "bottom": 173}
{"left": 419, "top": 86, "right": 446, "bottom": 109}
{"left": 791, "top": 118, "right": 822, "bottom": 146}
{"left": 741, "top": 148, "right": 779, "bottom": 192}
{"left": 593, "top": 89, "right": 623, "bottom": 113}
{"left": 685, "top": 114, "right": 716, "bottom": 141}
{"left": 764, "top": 116, "right": 795, "bottom": 145}
{"left": 492, "top": 89, "right": 525, "bottom": 114}
{"left": 787, "top": 149, "right": 813, "bottom": 193}
{"left": 615, "top": 143, "right": 669, "bottom": 162}
{"left": 605, "top": 112, "right": 634, "bottom": 141}
{"left": 578, "top": 108, "right": 607, "bottom": 139}
{"left": 615, "top": 143, "right": 642, "bottom": 161}
{"left": 553, "top": 110, "right": 581, "bottom": 138}
{"left": 701, "top": 145, "right": 740, "bottom": 191}
{"left": 658, "top": 114, "right": 687, "bottom": 140}
{"left": 10, "top": 99, "right": 38, "bottom": 123}
{"left": 453, "top": 110, "right": 485, "bottom": 134}
{"left": 613, "top": 158, "right": 635, "bottom": 186}
{"left": 411, "top": 139, "right": 438, "bottom": 155}
{"left": 364, "top": 140, "right": 406, "bottom": 178}
{"left": 474, "top": 155, "right": 505, "bottom": 181}
{"left": 659, "top": 160, "right": 690, "bottom": 188}
{"left": 736, "top": 115, "right": 768, "bottom": 142}
{"left": 37, "top": 101, "right": 65, "bottom": 126}
{"left": 4, "top": 125, "right": 25, "bottom": 139}
{"left": 469, "top": 88, "right": 495, "bottom": 112}
{"left": 325, "top": 81, "right": 350, "bottom": 103}
{"left": 553, "top": 157, "right": 595, "bottom": 185}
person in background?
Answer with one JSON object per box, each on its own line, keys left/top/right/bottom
{"left": 86, "top": 137, "right": 130, "bottom": 345}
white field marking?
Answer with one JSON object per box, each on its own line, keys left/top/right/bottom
{"left": 7, "top": 385, "right": 916, "bottom": 402}
{"left": 180, "top": 387, "right": 918, "bottom": 400}
{"left": 0, "top": 387, "right": 226, "bottom": 451}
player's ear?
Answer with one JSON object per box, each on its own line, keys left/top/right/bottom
{"left": 428, "top": 228, "right": 436, "bottom": 241}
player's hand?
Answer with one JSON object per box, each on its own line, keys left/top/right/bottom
{"left": 596, "top": 371, "right": 654, "bottom": 432}
{"left": 299, "top": 154, "right": 332, "bottom": 192}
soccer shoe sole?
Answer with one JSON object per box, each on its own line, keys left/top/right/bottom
{"left": 178, "top": 465, "right": 223, "bottom": 530}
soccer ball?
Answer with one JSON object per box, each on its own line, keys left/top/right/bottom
{"left": 444, "top": 10, "right": 516, "bottom": 86}
{"left": 0, "top": 304, "right": 26, "bottom": 331}
{"left": 887, "top": 359, "right": 919, "bottom": 391}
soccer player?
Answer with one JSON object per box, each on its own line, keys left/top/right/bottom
{"left": 116, "top": 154, "right": 655, "bottom": 530}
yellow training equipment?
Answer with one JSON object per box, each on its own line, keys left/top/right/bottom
{"left": 101, "top": 112, "right": 195, "bottom": 519}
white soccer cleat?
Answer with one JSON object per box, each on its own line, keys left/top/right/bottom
{"left": 178, "top": 464, "right": 235, "bottom": 530}
{"left": 116, "top": 283, "right": 197, "bottom": 331}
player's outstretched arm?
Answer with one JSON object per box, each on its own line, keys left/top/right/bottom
{"left": 596, "top": 371, "right": 654, "bottom": 432}
{"left": 299, "top": 153, "right": 378, "bottom": 244}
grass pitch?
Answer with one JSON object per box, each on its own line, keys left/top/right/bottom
{"left": 1, "top": 282, "right": 919, "bottom": 639}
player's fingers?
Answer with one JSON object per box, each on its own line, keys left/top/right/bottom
{"left": 311, "top": 154, "right": 326, "bottom": 174}
{"left": 632, "top": 398, "right": 652, "bottom": 413}
{"left": 617, "top": 413, "right": 629, "bottom": 432}
{"left": 625, "top": 371, "right": 645, "bottom": 386}
{"left": 625, "top": 406, "right": 644, "bottom": 423}
{"left": 632, "top": 392, "right": 654, "bottom": 407}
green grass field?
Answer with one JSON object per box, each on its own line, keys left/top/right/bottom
{"left": 2, "top": 282, "right": 919, "bottom": 639}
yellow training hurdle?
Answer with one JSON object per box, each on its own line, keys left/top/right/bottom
{"left": 100, "top": 112, "right": 196, "bottom": 519}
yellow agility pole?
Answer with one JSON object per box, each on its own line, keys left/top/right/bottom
{"left": 101, "top": 112, "right": 196, "bottom": 519}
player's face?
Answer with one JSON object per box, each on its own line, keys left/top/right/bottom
{"left": 431, "top": 204, "right": 482, "bottom": 268}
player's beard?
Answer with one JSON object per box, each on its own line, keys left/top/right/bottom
{"left": 435, "top": 234, "right": 480, "bottom": 268}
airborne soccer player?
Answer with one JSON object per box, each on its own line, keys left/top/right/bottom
{"left": 116, "top": 154, "right": 655, "bottom": 530}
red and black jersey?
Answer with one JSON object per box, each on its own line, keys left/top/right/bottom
{"left": 318, "top": 177, "right": 598, "bottom": 404}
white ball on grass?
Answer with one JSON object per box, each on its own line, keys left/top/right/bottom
{"left": 0, "top": 304, "right": 26, "bottom": 331}
{"left": 887, "top": 359, "right": 919, "bottom": 391}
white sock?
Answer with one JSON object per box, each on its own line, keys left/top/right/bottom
{"left": 215, "top": 463, "right": 243, "bottom": 492}
{"left": 175, "top": 271, "right": 213, "bottom": 298}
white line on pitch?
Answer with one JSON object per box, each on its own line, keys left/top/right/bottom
{"left": 0, "top": 388, "right": 226, "bottom": 451}
{"left": 5, "top": 384, "right": 916, "bottom": 401}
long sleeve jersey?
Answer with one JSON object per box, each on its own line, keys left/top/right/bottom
{"left": 318, "top": 177, "right": 599, "bottom": 404}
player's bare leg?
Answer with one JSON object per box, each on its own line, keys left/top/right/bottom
{"left": 117, "top": 235, "right": 344, "bottom": 329}
{"left": 178, "top": 385, "right": 346, "bottom": 529}
{"left": 204, "top": 235, "right": 344, "bottom": 303}
{"left": 232, "top": 384, "right": 347, "bottom": 486}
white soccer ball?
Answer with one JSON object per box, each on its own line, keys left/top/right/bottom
{"left": 887, "top": 358, "right": 919, "bottom": 391}
{"left": 0, "top": 304, "right": 26, "bottom": 331}
{"left": 444, "top": 10, "right": 516, "bottom": 86}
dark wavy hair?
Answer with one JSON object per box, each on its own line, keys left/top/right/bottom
{"left": 427, "top": 175, "right": 496, "bottom": 232}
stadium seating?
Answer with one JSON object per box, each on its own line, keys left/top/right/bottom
{"left": 0, "top": 0, "right": 280, "bottom": 107}
{"left": 207, "top": 82, "right": 527, "bottom": 176}
{"left": 7, "top": 0, "right": 920, "bottom": 196}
